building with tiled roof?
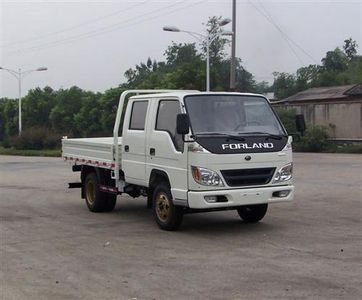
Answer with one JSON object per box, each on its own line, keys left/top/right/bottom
{"left": 273, "top": 84, "right": 362, "bottom": 141}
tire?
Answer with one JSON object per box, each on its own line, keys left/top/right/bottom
{"left": 237, "top": 204, "right": 268, "bottom": 223}
{"left": 103, "top": 193, "right": 117, "bottom": 212}
{"left": 84, "top": 172, "right": 116, "bottom": 212}
{"left": 152, "top": 182, "right": 183, "bottom": 231}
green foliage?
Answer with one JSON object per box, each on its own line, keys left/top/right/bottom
{"left": 321, "top": 47, "right": 349, "bottom": 72}
{"left": 49, "top": 86, "right": 87, "bottom": 136}
{"left": 275, "top": 108, "right": 334, "bottom": 153}
{"left": 295, "top": 65, "right": 321, "bottom": 90}
{"left": 0, "top": 98, "right": 18, "bottom": 140}
{"left": 22, "top": 86, "right": 56, "bottom": 129}
{"left": 202, "top": 16, "right": 229, "bottom": 64}
{"left": 10, "top": 127, "right": 61, "bottom": 150}
{"left": 274, "top": 108, "right": 297, "bottom": 133}
{"left": 99, "top": 87, "right": 125, "bottom": 134}
{"left": 254, "top": 81, "right": 271, "bottom": 94}
{"left": 343, "top": 38, "right": 358, "bottom": 60}
{"left": 273, "top": 38, "right": 362, "bottom": 100}
{"left": 295, "top": 125, "right": 329, "bottom": 152}
{"left": 124, "top": 17, "right": 259, "bottom": 92}
{"left": 272, "top": 72, "right": 296, "bottom": 99}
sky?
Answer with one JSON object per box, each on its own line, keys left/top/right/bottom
{"left": 0, "top": 0, "right": 361, "bottom": 98}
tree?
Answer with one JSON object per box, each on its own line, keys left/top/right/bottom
{"left": 22, "top": 86, "right": 56, "bottom": 129}
{"left": 254, "top": 81, "right": 271, "bottom": 94}
{"left": 321, "top": 47, "right": 348, "bottom": 72}
{"left": 49, "top": 86, "right": 88, "bottom": 136}
{"left": 73, "top": 92, "right": 103, "bottom": 137}
{"left": 235, "top": 60, "right": 257, "bottom": 92}
{"left": 272, "top": 72, "right": 296, "bottom": 100}
{"left": 98, "top": 87, "right": 125, "bottom": 134}
{"left": 295, "top": 64, "right": 321, "bottom": 90}
{"left": 0, "top": 98, "right": 18, "bottom": 141}
{"left": 165, "top": 43, "right": 199, "bottom": 66}
{"left": 272, "top": 39, "right": 361, "bottom": 98}
{"left": 124, "top": 16, "right": 257, "bottom": 92}
{"left": 343, "top": 38, "right": 358, "bottom": 60}
{"left": 202, "top": 16, "right": 229, "bottom": 64}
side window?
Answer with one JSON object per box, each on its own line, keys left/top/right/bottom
{"left": 156, "top": 100, "right": 183, "bottom": 152}
{"left": 129, "top": 101, "right": 148, "bottom": 130}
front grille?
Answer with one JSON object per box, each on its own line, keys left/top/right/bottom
{"left": 220, "top": 168, "right": 275, "bottom": 187}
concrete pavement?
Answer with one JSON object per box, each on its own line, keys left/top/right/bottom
{"left": 0, "top": 153, "right": 361, "bottom": 299}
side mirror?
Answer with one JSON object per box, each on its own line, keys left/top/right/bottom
{"left": 176, "top": 114, "right": 190, "bottom": 135}
{"left": 295, "top": 114, "right": 306, "bottom": 136}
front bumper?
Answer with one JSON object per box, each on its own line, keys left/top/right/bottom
{"left": 187, "top": 185, "right": 294, "bottom": 209}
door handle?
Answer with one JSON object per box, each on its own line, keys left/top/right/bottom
{"left": 150, "top": 148, "right": 156, "bottom": 156}
{"left": 125, "top": 145, "right": 129, "bottom": 152}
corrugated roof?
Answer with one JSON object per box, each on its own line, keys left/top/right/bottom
{"left": 276, "top": 84, "right": 362, "bottom": 103}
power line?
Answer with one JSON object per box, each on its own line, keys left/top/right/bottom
{"left": 248, "top": 0, "right": 318, "bottom": 65}
{"left": 1, "top": 1, "right": 149, "bottom": 48}
{"left": 257, "top": 1, "right": 318, "bottom": 64}
{"left": 5, "top": 1, "right": 205, "bottom": 56}
{"left": 248, "top": 0, "right": 304, "bottom": 65}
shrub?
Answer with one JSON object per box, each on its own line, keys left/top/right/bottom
{"left": 294, "top": 125, "right": 329, "bottom": 152}
{"left": 274, "top": 108, "right": 297, "bottom": 133}
{"left": 10, "top": 127, "right": 61, "bottom": 150}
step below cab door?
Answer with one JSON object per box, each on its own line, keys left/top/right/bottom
{"left": 146, "top": 98, "right": 188, "bottom": 202}
{"left": 122, "top": 99, "right": 149, "bottom": 186}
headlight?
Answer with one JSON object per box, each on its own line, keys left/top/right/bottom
{"left": 191, "top": 166, "right": 224, "bottom": 186}
{"left": 273, "top": 163, "right": 293, "bottom": 183}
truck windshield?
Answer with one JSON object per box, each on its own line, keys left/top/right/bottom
{"left": 184, "top": 95, "right": 286, "bottom": 136}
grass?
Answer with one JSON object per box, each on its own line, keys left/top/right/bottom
{"left": 0, "top": 147, "right": 61, "bottom": 157}
{"left": 327, "top": 144, "right": 362, "bottom": 154}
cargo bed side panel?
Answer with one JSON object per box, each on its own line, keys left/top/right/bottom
{"left": 62, "top": 137, "right": 122, "bottom": 169}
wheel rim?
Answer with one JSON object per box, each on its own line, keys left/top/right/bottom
{"left": 155, "top": 192, "right": 171, "bottom": 222}
{"left": 85, "top": 180, "right": 95, "bottom": 205}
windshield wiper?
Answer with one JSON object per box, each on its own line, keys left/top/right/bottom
{"left": 237, "top": 132, "right": 285, "bottom": 140}
{"left": 195, "top": 132, "right": 245, "bottom": 142}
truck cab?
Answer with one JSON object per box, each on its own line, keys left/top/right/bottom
{"left": 121, "top": 91, "right": 293, "bottom": 229}
{"left": 63, "top": 90, "right": 294, "bottom": 231}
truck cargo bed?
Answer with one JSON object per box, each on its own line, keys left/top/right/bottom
{"left": 62, "top": 137, "right": 122, "bottom": 169}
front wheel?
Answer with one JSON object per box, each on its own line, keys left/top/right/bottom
{"left": 237, "top": 204, "right": 268, "bottom": 223}
{"left": 152, "top": 182, "right": 183, "bottom": 231}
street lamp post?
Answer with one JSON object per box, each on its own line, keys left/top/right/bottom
{"left": 230, "top": 0, "right": 236, "bottom": 91}
{"left": 0, "top": 66, "right": 47, "bottom": 135}
{"left": 163, "top": 18, "right": 232, "bottom": 91}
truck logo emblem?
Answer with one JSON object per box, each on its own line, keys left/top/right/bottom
{"left": 221, "top": 143, "right": 274, "bottom": 150}
{"left": 245, "top": 155, "right": 251, "bottom": 161}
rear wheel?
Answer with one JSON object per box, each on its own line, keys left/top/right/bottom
{"left": 152, "top": 182, "right": 183, "bottom": 231}
{"left": 103, "top": 193, "right": 117, "bottom": 212}
{"left": 237, "top": 204, "right": 268, "bottom": 223}
{"left": 84, "top": 172, "right": 116, "bottom": 212}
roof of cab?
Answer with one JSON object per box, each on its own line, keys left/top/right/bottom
{"left": 130, "top": 91, "right": 266, "bottom": 100}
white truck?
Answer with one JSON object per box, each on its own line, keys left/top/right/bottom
{"left": 62, "top": 89, "right": 295, "bottom": 230}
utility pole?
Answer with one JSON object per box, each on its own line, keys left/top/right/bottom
{"left": 230, "top": 0, "right": 236, "bottom": 91}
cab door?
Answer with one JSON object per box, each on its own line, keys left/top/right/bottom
{"left": 146, "top": 98, "right": 188, "bottom": 202}
{"left": 122, "top": 99, "right": 149, "bottom": 186}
